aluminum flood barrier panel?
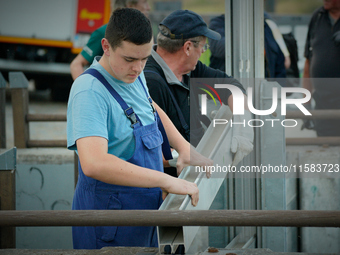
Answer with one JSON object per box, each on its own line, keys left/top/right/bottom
{"left": 157, "top": 104, "right": 233, "bottom": 254}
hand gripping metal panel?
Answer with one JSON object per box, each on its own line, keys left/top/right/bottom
{"left": 157, "top": 105, "right": 233, "bottom": 254}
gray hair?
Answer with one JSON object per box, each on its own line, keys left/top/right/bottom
{"left": 157, "top": 25, "right": 205, "bottom": 53}
{"left": 114, "top": 0, "right": 139, "bottom": 9}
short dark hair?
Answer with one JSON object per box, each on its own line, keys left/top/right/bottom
{"left": 105, "top": 8, "right": 152, "bottom": 50}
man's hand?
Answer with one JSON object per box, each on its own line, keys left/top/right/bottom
{"left": 170, "top": 147, "right": 213, "bottom": 178}
{"left": 168, "top": 150, "right": 179, "bottom": 168}
{"left": 301, "top": 119, "right": 315, "bottom": 130}
{"left": 231, "top": 111, "right": 254, "bottom": 166}
{"left": 161, "top": 176, "right": 199, "bottom": 206}
{"left": 333, "top": 31, "right": 340, "bottom": 47}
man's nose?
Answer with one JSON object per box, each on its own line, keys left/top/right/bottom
{"left": 132, "top": 61, "right": 143, "bottom": 73}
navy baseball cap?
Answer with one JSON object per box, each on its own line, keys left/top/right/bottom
{"left": 160, "top": 10, "right": 221, "bottom": 40}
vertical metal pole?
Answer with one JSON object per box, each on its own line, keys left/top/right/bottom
{"left": 258, "top": 80, "right": 287, "bottom": 251}
{"left": 9, "top": 72, "right": 29, "bottom": 148}
{"left": 224, "top": 0, "right": 236, "bottom": 244}
{"left": 254, "top": 0, "right": 265, "bottom": 79}
{"left": 0, "top": 73, "right": 6, "bottom": 149}
{"left": 225, "top": 0, "right": 233, "bottom": 76}
{"left": 253, "top": 0, "right": 265, "bottom": 250}
{"left": 0, "top": 148, "right": 16, "bottom": 248}
{"left": 225, "top": 0, "right": 264, "bottom": 247}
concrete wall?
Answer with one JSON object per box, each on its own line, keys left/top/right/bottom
{"left": 286, "top": 146, "right": 340, "bottom": 253}
{"left": 15, "top": 148, "right": 75, "bottom": 249}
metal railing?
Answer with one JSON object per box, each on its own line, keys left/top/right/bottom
{"left": 0, "top": 210, "right": 339, "bottom": 227}
{"left": 285, "top": 110, "right": 340, "bottom": 145}
{"left": 8, "top": 71, "right": 340, "bottom": 148}
{"left": 9, "top": 72, "right": 67, "bottom": 148}
{"left": 8, "top": 71, "right": 78, "bottom": 185}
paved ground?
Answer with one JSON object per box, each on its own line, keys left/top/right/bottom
{"left": 0, "top": 247, "right": 334, "bottom": 255}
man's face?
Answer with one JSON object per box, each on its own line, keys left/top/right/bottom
{"left": 104, "top": 40, "right": 153, "bottom": 84}
{"left": 186, "top": 37, "right": 208, "bottom": 72}
{"left": 130, "top": 0, "right": 150, "bottom": 17}
{"left": 323, "top": 0, "right": 340, "bottom": 10}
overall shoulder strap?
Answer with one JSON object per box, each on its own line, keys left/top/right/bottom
{"left": 82, "top": 68, "right": 140, "bottom": 127}
{"left": 138, "top": 72, "right": 173, "bottom": 160}
{"left": 138, "top": 76, "right": 156, "bottom": 114}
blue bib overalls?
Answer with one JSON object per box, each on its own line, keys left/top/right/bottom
{"left": 72, "top": 69, "right": 166, "bottom": 249}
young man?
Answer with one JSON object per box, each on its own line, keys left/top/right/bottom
{"left": 67, "top": 8, "right": 212, "bottom": 249}
{"left": 70, "top": 0, "right": 150, "bottom": 80}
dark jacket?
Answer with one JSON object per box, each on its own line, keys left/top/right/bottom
{"left": 145, "top": 50, "right": 245, "bottom": 147}
{"left": 304, "top": 6, "right": 340, "bottom": 78}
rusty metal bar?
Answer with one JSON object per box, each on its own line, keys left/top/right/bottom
{"left": 0, "top": 172, "right": 16, "bottom": 248}
{"left": 26, "top": 114, "right": 67, "bottom": 122}
{"left": 9, "top": 72, "right": 30, "bottom": 148}
{"left": 27, "top": 140, "right": 67, "bottom": 148}
{"left": 0, "top": 73, "right": 6, "bottom": 149}
{"left": 286, "top": 110, "right": 340, "bottom": 120}
{"left": 286, "top": 137, "right": 340, "bottom": 146}
{"left": 0, "top": 148, "right": 17, "bottom": 248}
{"left": 0, "top": 210, "right": 339, "bottom": 227}
{"left": 11, "top": 88, "right": 29, "bottom": 148}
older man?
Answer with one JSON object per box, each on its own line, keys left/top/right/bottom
{"left": 144, "top": 10, "right": 253, "bottom": 177}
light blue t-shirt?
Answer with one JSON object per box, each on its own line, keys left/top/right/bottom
{"left": 67, "top": 57, "right": 155, "bottom": 160}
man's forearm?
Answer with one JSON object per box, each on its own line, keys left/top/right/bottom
{"left": 70, "top": 54, "right": 89, "bottom": 80}
{"left": 153, "top": 102, "right": 189, "bottom": 154}
{"left": 76, "top": 136, "right": 200, "bottom": 205}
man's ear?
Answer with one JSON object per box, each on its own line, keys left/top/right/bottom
{"left": 102, "top": 38, "right": 110, "bottom": 56}
{"left": 183, "top": 40, "right": 192, "bottom": 56}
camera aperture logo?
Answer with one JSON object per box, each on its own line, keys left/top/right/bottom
{"left": 199, "top": 82, "right": 222, "bottom": 115}
{"left": 199, "top": 83, "right": 312, "bottom": 128}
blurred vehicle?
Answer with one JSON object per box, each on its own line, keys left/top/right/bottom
{"left": 0, "top": 0, "right": 111, "bottom": 100}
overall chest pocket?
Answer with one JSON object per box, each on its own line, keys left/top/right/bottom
{"left": 140, "top": 129, "right": 163, "bottom": 170}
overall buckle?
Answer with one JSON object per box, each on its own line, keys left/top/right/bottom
{"left": 124, "top": 107, "right": 139, "bottom": 127}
